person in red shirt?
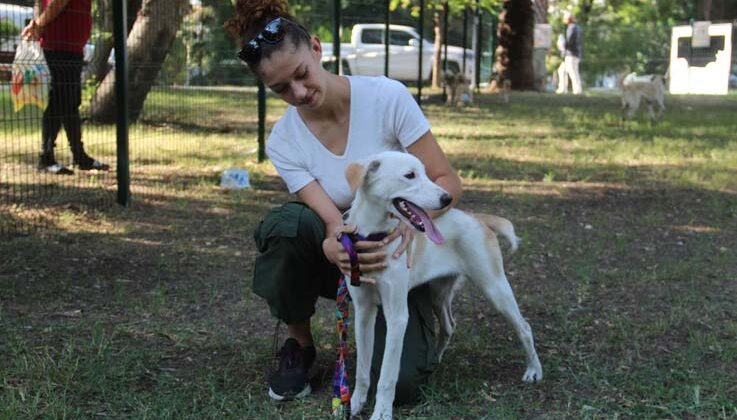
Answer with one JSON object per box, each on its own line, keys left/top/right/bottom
{"left": 22, "top": 0, "right": 109, "bottom": 175}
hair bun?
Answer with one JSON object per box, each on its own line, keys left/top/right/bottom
{"left": 225, "top": 0, "right": 292, "bottom": 41}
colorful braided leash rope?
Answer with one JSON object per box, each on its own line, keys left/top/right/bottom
{"left": 332, "top": 231, "right": 387, "bottom": 418}
{"left": 331, "top": 269, "right": 352, "bottom": 418}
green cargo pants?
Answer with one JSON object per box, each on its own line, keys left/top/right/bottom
{"left": 253, "top": 202, "right": 437, "bottom": 403}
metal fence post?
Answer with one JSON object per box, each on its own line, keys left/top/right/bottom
{"left": 257, "top": 81, "right": 266, "bottom": 163}
{"left": 113, "top": 0, "right": 130, "bottom": 207}
{"left": 491, "top": 14, "right": 497, "bottom": 67}
{"left": 474, "top": 1, "right": 481, "bottom": 91}
{"left": 462, "top": 6, "right": 468, "bottom": 75}
{"left": 333, "top": 0, "right": 341, "bottom": 74}
{"left": 442, "top": 1, "right": 449, "bottom": 102}
{"left": 417, "top": 0, "right": 424, "bottom": 106}
{"left": 385, "top": 0, "right": 390, "bottom": 77}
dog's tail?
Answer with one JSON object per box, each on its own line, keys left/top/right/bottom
{"left": 479, "top": 214, "right": 520, "bottom": 252}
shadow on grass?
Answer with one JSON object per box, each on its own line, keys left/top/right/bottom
{"left": 2, "top": 91, "right": 737, "bottom": 418}
{"left": 2, "top": 166, "right": 735, "bottom": 417}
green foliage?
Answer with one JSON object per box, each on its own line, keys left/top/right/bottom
{"left": 180, "top": 4, "right": 217, "bottom": 84}
{"left": 202, "top": 0, "right": 256, "bottom": 85}
{"left": 390, "top": 0, "right": 501, "bottom": 17}
{"left": 0, "top": 18, "right": 20, "bottom": 43}
{"left": 290, "top": 0, "right": 334, "bottom": 42}
{"left": 80, "top": 76, "right": 99, "bottom": 114}
{"left": 160, "top": 36, "right": 188, "bottom": 85}
{"left": 157, "top": 0, "right": 253, "bottom": 86}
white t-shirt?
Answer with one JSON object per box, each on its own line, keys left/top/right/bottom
{"left": 266, "top": 75, "right": 431, "bottom": 210}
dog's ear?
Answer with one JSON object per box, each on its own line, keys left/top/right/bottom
{"left": 345, "top": 163, "right": 366, "bottom": 193}
{"left": 346, "top": 160, "right": 381, "bottom": 193}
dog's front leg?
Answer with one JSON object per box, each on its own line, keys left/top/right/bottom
{"left": 620, "top": 102, "right": 628, "bottom": 124}
{"left": 370, "top": 289, "right": 409, "bottom": 420}
{"left": 350, "top": 288, "right": 378, "bottom": 417}
{"left": 656, "top": 100, "right": 665, "bottom": 120}
{"left": 647, "top": 102, "right": 656, "bottom": 123}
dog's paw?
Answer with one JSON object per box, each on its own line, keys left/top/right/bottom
{"left": 350, "top": 395, "right": 366, "bottom": 417}
{"left": 522, "top": 365, "right": 543, "bottom": 383}
{"left": 369, "top": 409, "right": 393, "bottom": 420}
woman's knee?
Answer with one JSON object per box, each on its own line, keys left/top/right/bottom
{"left": 252, "top": 202, "right": 332, "bottom": 323}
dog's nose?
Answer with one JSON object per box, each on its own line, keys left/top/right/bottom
{"left": 439, "top": 193, "right": 452, "bottom": 208}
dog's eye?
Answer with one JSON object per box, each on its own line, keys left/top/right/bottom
{"left": 404, "top": 171, "right": 415, "bottom": 179}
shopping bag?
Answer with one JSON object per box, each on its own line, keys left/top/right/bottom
{"left": 10, "top": 40, "right": 50, "bottom": 112}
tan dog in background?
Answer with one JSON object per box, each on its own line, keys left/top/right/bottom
{"left": 443, "top": 72, "right": 473, "bottom": 106}
{"left": 499, "top": 78, "right": 511, "bottom": 104}
{"left": 621, "top": 72, "right": 666, "bottom": 122}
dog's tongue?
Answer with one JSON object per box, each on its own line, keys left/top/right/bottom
{"left": 405, "top": 201, "right": 445, "bottom": 244}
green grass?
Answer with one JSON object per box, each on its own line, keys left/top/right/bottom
{"left": 1, "top": 88, "right": 736, "bottom": 419}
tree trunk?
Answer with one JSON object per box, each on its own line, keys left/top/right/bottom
{"left": 703, "top": 0, "right": 712, "bottom": 19}
{"left": 578, "top": 0, "right": 594, "bottom": 24}
{"left": 431, "top": 9, "right": 443, "bottom": 88}
{"left": 88, "top": 0, "right": 144, "bottom": 84}
{"left": 89, "top": 0, "right": 189, "bottom": 123}
{"left": 490, "top": 0, "right": 534, "bottom": 91}
{"left": 696, "top": 0, "right": 735, "bottom": 19}
{"left": 532, "top": 0, "right": 547, "bottom": 24}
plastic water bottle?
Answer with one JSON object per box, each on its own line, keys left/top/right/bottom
{"left": 220, "top": 168, "right": 250, "bottom": 189}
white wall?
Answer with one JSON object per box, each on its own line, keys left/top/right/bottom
{"left": 669, "top": 23, "right": 733, "bottom": 95}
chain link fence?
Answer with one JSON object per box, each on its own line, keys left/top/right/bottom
{"left": 1, "top": 1, "right": 116, "bottom": 235}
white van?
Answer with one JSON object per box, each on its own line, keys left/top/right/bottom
{"left": 0, "top": 3, "right": 33, "bottom": 30}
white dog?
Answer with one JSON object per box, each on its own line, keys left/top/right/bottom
{"left": 343, "top": 151, "right": 542, "bottom": 420}
{"left": 621, "top": 72, "right": 666, "bottom": 122}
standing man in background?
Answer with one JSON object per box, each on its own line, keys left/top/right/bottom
{"left": 563, "top": 11, "right": 583, "bottom": 95}
{"left": 22, "top": 0, "right": 109, "bottom": 175}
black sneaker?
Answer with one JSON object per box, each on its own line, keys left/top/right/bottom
{"left": 76, "top": 155, "right": 110, "bottom": 171}
{"left": 74, "top": 152, "right": 110, "bottom": 171}
{"left": 268, "top": 337, "right": 316, "bottom": 401}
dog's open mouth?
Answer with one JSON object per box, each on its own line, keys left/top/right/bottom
{"left": 392, "top": 198, "right": 445, "bottom": 244}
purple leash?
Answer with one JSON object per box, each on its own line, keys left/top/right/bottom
{"left": 338, "top": 232, "right": 387, "bottom": 287}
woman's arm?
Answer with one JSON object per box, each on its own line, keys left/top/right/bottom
{"left": 406, "top": 129, "right": 463, "bottom": 218}
{"left": 35, "top": 0, "right": 71, "bottom": 27}
{"left": 23, "top": 0, "right": 71, "bottom": 39}
{"left": 297, "top": 181, "right": 344, "bottom": 238}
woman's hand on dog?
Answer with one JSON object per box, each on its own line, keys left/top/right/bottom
{"left": 323, "top": 221, "right": 414, "bottom": 283}
{"left": 323, "top": 224, "right": 386, "bottom": 284}
{"left": 383, "top": 218, "right": 414, "bottom": 269}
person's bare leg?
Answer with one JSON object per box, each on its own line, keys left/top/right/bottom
{"left": 287, "top": 319, "right": 313, "bottom": 347}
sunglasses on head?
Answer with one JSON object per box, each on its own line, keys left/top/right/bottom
{"left": 237, "top": 17, "right": 287, "bottom": 64}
